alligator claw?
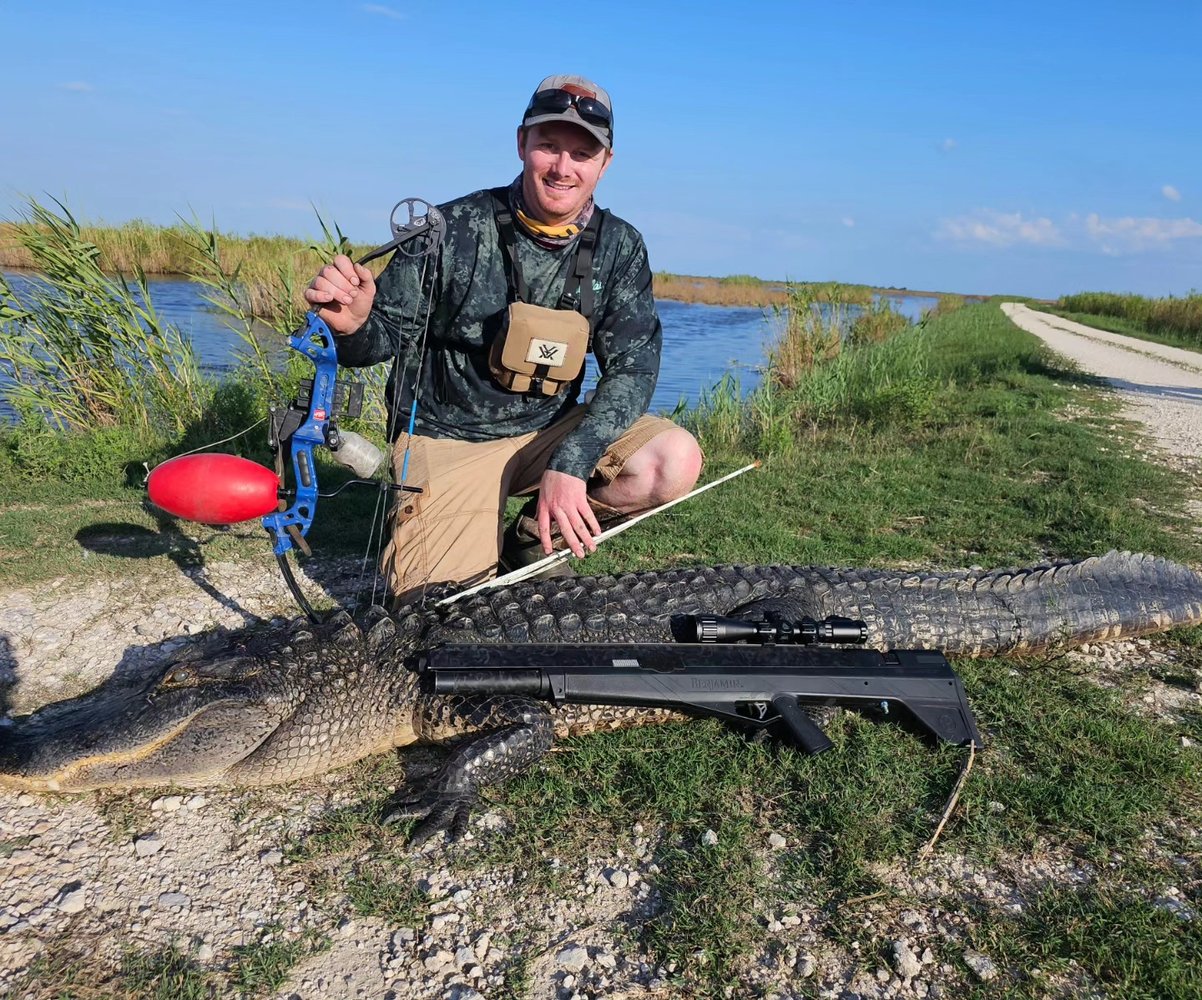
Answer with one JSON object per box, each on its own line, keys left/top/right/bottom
{"left": 383, "top": 788, "right": 478, "bottom": 846}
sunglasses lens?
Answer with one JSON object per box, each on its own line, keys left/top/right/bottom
{"left": 525, "top": 90, "right": 612, "bottom": 132}
{"left": 573, "top": 97, "right": 611, "bottom": 128}
{"left": 527, "top": 89, "right": 573, "bottom": 116}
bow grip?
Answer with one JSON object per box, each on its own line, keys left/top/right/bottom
{"left": 262, "top": 313, "right": 340, "bottom": 554}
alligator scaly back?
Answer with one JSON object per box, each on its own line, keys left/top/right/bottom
{"left": 421, "top": 550, "right": 1202, "bottom": 657}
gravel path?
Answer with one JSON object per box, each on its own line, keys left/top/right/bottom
{"left": 1001, "top": 303, "right": 1202, "bottom": 468}
{"left": 1, "top": 306, "right": 1200, "bottom": 999}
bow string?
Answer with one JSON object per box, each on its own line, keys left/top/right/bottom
{"left": 266, "top": 198, "right": 445, "bottom": 621}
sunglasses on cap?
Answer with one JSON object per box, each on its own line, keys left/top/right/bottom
{"left": 524, "top": 89, "right": 613, "bottom": 131}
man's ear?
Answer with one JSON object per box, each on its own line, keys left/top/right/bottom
{"left": 597, "top": 148, "right": 614, "bottom": 180}
{"left": 516, "top": 126, "right": 527, "bottom": 162}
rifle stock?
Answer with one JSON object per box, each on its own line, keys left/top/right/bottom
{"left": 419, "top": 643, "right": 983, "bottom": 753}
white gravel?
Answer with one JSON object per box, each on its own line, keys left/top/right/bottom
{"left": 1, "top": 305, "right": 1200, "bottom": 998}
{"left": 1001, "top": 303, "right": 1202, "bottom": 467}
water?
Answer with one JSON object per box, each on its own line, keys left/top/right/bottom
{"left": 1, "top": 272, "right": 936, "bottom": 423}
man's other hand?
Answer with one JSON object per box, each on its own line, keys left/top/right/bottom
{"left": 536, "top": 470, "right": 602, "bottom": 559}
{"left": 303, "top": 255, "right": 376, "bottom": 335}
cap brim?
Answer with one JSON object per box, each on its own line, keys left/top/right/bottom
{"left": 523, "top": 110, "right": 612, "bottom": 149}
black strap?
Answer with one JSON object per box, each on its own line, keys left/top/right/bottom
{"left": 491, "top": 187, "right": 603, "bottom": 323}
{"left": 492, "top": 189, "right": 531, "bottom": 303}
{"left": 559, "top": 215, "right": 600, "bottom": 319}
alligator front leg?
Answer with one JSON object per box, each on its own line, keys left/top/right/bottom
{"left": 386, "top": 695, "right": 554, "bottom": 845}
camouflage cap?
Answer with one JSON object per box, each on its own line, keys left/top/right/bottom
{"left": 522, "top": 74, "right": 613, "bottom": 149}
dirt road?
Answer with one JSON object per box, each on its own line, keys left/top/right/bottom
{"left": 1001, "top": 303, "right": 1202, "bottom": 468}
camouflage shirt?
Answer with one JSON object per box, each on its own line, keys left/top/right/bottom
{"left": 334, "top": 187, "right": 662, "bottom": 481}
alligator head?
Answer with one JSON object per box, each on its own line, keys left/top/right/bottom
{"left": 0, "top": 612, "right": 421, "bottom": 792}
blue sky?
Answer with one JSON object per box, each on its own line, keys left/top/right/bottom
{"left": 3, "top": 0, "right": 1199, "bottom": 298}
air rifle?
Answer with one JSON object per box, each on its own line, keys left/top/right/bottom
{"left": 419, "top": 615, "right": 983, "bottom": 754}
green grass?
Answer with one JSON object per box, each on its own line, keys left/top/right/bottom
{"left": 968, "top": 885, "right": 1202, "bottom": 999}
{"left": 9, "top": 931, "right": 327, "bottom": 999}
{"left": 5, "top": 281, "right": 1202, "bottom": 995}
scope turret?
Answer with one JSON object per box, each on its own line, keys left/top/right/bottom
{"left": 688, "top": 614, "right": 867, "bottom": 645}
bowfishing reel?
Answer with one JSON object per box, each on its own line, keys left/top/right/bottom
{"left": 269, "top": 373, "right": 381, "bottom": 478}
{"left": 687, "top": 614, "right": 868, "bottom": 645}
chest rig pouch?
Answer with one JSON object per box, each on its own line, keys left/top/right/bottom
{"left": 488, "top": 189, "right": 603, "bottom": 396}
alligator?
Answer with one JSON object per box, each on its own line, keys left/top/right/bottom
{"left": 2, "top": 551, "right": 1200, "bottom": 842}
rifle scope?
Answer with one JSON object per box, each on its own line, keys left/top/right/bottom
{"left": 688, "top": 614, "right": 867, "bottom": 645}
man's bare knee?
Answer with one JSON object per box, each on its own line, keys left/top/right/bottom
{"left": 597, "top": 427, "right": 703, "bottom": 509}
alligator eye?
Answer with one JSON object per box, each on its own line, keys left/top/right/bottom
{"left": 163, "top": 667, "right": 194, "bottom": 686}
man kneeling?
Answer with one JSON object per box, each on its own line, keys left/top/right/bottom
{"left": 303, "top": 74, "right": 703, "bottom": 600}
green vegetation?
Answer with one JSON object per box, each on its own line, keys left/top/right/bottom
{"left": 1053, "top": 290, "right": 1202, "bottom": 350}
{"left": 4, "top": 199, "right": 1202, "bottom": 997}
{"left": 10, "top": 933, "right": 328, "bottom": 999}
{"left": 0, "top": 209, "right": 377, "bottom": 328}
{"left": 970, "top": 885, "right": 1202, "bottom": 999}
{"left": 0, "top": 201, "right": 207, "bottom": 434}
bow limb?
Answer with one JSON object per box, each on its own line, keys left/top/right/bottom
{"left": 261, "top": 312, "right": 339, "bottom": 622}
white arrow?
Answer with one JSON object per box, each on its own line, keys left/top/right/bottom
{"left": 438, "top": 460, "right": 762, "bottom": 606}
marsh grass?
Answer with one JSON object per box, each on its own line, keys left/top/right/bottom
{"left": 0, "top": 200, "right": 208, "bottom": 433}
{"left": 0, "top": 214, "right": 381, "bottom": 328}
{"left": 765, "top": 284, "right": 849, "bottom": 387}
{"left": 921, "top": 292, "right": 967, "bottom": 321}
{"left": 1056, "top": 290, "right": 1202, "bottom": 345}
{"left": 652, "top": 273, "right": 894, "bottom": 310}
{"left": 685, "top": 283, "right": 928, "bottom": 452}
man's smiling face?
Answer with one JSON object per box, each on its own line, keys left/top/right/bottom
{"left": 517, "top": 121, "right": 613, "bottom": 227}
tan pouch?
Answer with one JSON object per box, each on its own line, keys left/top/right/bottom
{"left": 489, "top": 301, "right": 589, "bottom": 396}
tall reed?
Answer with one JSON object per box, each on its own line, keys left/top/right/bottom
{"left": 1057, "top": 291, "right": 1202, "bottom": 344}
{"left": 0, "top": 200, "right": 207, "bottom": 433}
{"left": 848, "top": 296, "right": 911, "bottom": 344}
{"left": 0, "top": 216, "right": 381, "bottom": 328}
{"left": 683, "top": 285, "right": 927, "bottom": 455}
{"left": 766, "top": 284, "right": 852, "bottom": 388}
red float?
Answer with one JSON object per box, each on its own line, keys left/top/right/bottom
{"left": 147, "top": 454, "right": 281, "bottom": 525}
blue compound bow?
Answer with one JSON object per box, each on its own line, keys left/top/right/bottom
{"left": 264, "top": 198, "right": 445, "bottom": 621}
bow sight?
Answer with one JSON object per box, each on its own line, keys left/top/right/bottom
{"left": 147, "top": 197, "right": 446, "bottom": 622}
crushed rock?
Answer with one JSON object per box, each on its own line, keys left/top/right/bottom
{"left": 5, "top": 318, "right": 1202, "bottom": 1000}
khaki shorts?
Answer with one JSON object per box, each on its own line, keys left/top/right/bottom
{"left": 381, "top": 407, "right": 679, "bottom": 599}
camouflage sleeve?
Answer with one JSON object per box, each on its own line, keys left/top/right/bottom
{"left": 546, "top": 236, "right": 661, "bottom": 481}
{"left": 334, "top": 249, "right": 439, "bottom": 369}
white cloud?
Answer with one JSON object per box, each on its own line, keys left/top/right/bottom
{"left": 936, "top": 210, "right": 1062, "bottom": 247}
{"left": 361, "top": 4, "right": 405, "bottom": 18}
{"left": 841, "top": 217, "right": 856, "bottom": 228}
{"left": 938, "top": 138, "right": 957, "bottom": 152}
{"left": 58, "top": 81, "right": 93, "bottom": 92}
{"left": 935, "top": 207, "right": 1202, "bottom": 255}
{"left": 1162, "top": 184, "right": 1182, "bottom": 202}
{"left": 1085, "top": 213, "right": 1202, "bottom": 254}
